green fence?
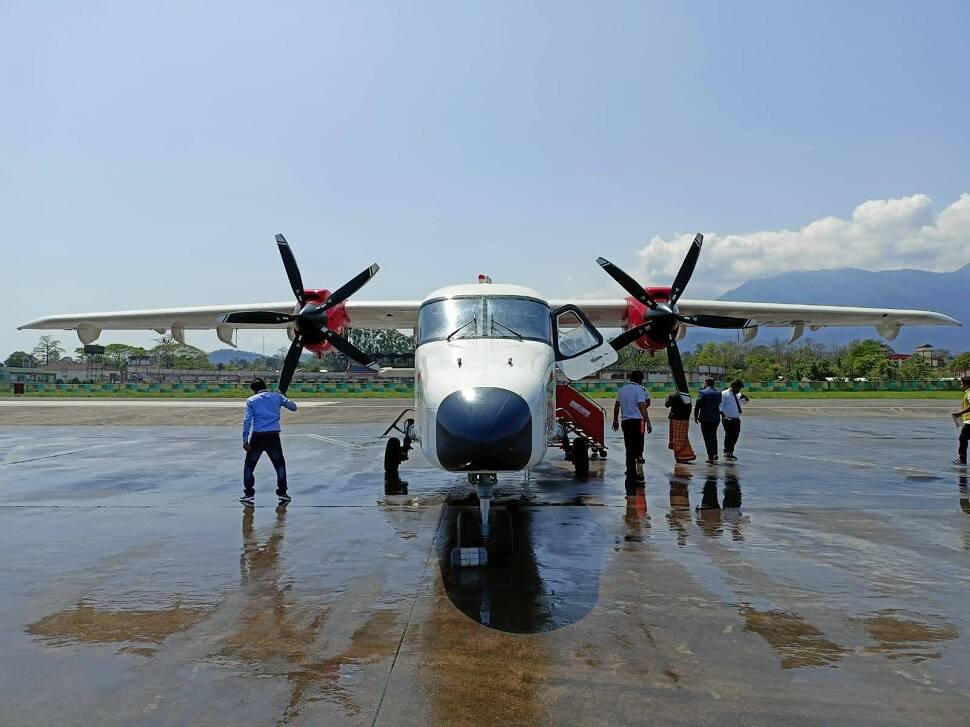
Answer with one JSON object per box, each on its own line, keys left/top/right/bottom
{"left": 0, "top": 379, "right": 962, "bottom": 398}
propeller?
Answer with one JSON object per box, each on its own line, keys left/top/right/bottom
{"left": 597, "top": 233, "right": 750, "bottom": 393}
{"left": 220, "top": 234, "right": 380, "bottom": 394}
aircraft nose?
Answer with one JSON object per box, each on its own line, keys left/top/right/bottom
{"left": 436, "top": 387, "right": 533, "bottom": 471}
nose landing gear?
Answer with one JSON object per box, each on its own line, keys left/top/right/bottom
{"left": 381, "top": 409, "right": 416, "bottom": 494}
{"left": 450, "top": 475, "right": 514, "bottom": 568}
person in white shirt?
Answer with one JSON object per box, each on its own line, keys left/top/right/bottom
{"left": 719, "top": 379, "right": 749, "bottom": 461}
{"left": 612, "top": 370, "right": 652, "bottom": 490}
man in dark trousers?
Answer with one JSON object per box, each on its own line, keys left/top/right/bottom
{"left": 720, "top": 379, "right": 750, "bottom": 461}
{"left": 241, "top": 378, "right": 298, "bottom": 507}
{"left": 953, "top": 376, "right": 970, "bottom": 467}
{"left": 694, "top": 378, "right": 722, "bottom": 465}
{"left": 612, "top": 370, "right": 652, "bottom": 493}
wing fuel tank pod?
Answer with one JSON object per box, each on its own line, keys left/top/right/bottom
{"left": 436, "top": 387, "right": 532, "bottom": 471}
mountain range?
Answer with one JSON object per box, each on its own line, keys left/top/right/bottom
{"left": 715, "top": 264, "right": 970, "bottom": 352}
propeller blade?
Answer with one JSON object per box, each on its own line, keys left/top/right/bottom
{"left": 324, "top": 331, "right": 379, "bottom": 371}
{"left": 277, "top": 335, "right": 304, "bottom": 395}
{"left": 321, "top": 263, "right": 380, "bottom": 311}
{"left": 669, "top": 233, "right": 703, "bottom": 305}
{"left": 678, "top": 313, "right": 750, "bottom": 329}
{"left": 666, "top": 337, "right": 690, "bottom": 394}
{"left": 220, "top": 311, "right": 295, "bottom": 325}
{"left": 596, "top": 257, "right": 657, "bottom": 310}
{"left": 276, "top": 233, "right": 306, "bottom": 307}
{"left": 609, "top": 321, "right": 652, "bottom": 351}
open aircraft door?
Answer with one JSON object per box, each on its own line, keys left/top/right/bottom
{"left": 552, "top": 305, "right": 618, "bottom": 381}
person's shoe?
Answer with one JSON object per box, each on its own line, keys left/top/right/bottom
{"left": 277, "top": 494, "right": 292, "bottom": 505}
{"left": 676, "top": 459, "right": 695, "bottom": 465}
{"left": 954, "top": 459, "right": 968, "bottom": 467}
{"left": 239, "top": 496, "right": 255, "bottom": 507}
{"left": 725, "top": 453, "right": 738, "bottom": 461}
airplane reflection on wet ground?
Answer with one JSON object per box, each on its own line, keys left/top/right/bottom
{"left": 2, "top": 411, "right": 970, "bottom": 724}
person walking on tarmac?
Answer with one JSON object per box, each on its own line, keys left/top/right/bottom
{"left": 694, "top": 378, "right": 722, "bottom": 465}
{"left": 241, "top": 378, "right": 298, "bottom": 507}
{"left": 953, "top": 376, "right": 970, "bottom": 467}
{"left": 720, "top": 379, "right": 749, "bottom": 461}
{"left": 612, "top": 370, "right": 652, "bottom": 493}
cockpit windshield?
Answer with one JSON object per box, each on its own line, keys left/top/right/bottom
{"left": 417, "top": 296, "right": 552, "bottom": 346}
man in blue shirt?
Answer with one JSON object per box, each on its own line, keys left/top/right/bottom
{"left": 241, "top": 378, "right": 298, "bottom": 506}
{"left": 693, "top": 378, "right": 722, "bottom": 465}
{"left": 612, "top": 370, "right": 652, "bottom": 493}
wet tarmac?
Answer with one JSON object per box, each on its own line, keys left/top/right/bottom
{"left": 2, "top": 406, "right": 970, "bottom": 725}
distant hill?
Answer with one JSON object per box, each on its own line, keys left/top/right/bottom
{"left": 715, "top": 264, "right": 970, "bottom": 352}
{"left": 208, "top": 348, "right": 261, "bottom": 364}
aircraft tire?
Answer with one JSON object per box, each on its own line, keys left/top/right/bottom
{"left": 384, "top": 437, "right": 401, "bottom": 475}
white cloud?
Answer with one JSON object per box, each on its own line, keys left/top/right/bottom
{"left": 635, "top": 193, "right": 970, "bottom": 298}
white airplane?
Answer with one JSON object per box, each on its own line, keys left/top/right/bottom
{"left": 20, "top": 234, "right": 959, "bottom": 563}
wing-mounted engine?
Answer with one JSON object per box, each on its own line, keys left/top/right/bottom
{"left": 220, "top": 234, "right": 380, "bottom": 393}
{"left": 299, "top": 289, "right": 351, "bottom": 356}
{"left": 624, "top": 286, "right": 673, "bottom": 352}
{"left": 596, "top": 234, "right": 751, "bottom": 393}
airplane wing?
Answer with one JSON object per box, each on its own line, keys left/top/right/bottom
{"left": 553, "top": 299, "right": 960, "bottom": 342}
{"left": 18, "top": 300, "right": 422, "bottom": 346}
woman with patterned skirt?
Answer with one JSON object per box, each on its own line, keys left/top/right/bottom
{"left": 665, "top": 391, "right": 696, "bottom": 464}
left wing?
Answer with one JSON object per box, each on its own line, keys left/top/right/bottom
{"left": 553, "top": 298, "right": 959, "bottom": 341}
{"left": 19, "top": 300, "right": 422, "bottom": 346}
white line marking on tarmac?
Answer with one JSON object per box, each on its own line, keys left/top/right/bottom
{"left": 2, "top": 438, "right": 152, "bottom": 465}
{"left": 305, "top": 433, "right": 368, "bottom": 449}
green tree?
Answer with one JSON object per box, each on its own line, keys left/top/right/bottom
{"left": 4, "top": 351, "right": 37, "bottom": 368}
{"left": 899, "top": 354, "right": 933, "bottom": 381}
{"left": 32, "top": 335, "right": 64, "bottom": 366}
{"left": 149, "top": 337, "right": 212, "bottom": 369}
{"left": 949, "top": 351, "right": 970, "bottom": 372}
{"left": 838, "top": 339, "right": 892, "bottom": 379}
{"left": 103, "top": 344, "right": 149, "bottom": 369}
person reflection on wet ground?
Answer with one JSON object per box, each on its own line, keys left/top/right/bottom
{"left": 624, "top": 486, "right": 650, "bottom": 544}
{"left": 226, "top": 506, "right": 350, "bottom": 722}
{"left": 695, "top": 473, "right": 746, "bottom": 540}
{"left": 667, "top": 466, "right": 692, "bottom": 547}
{"left": 960, "top": 475, "right": 970, "bottom": 516}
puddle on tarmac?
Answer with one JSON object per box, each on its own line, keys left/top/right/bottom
{"left": 26, "top": 601, "right": 215, "bottom": 656}
{"left": 854, "top": 610, "right": 959, "bottom": 663}
{"left": 740, "top": 605, "right": 846, "bottom": 669}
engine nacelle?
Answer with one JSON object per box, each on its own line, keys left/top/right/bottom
{"left": 300, "top": 288, "right": 351, "bottom": 356}
{"left": 625, "top": 286, "right": 674, "bottom": 352}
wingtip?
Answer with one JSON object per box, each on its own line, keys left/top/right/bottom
{"left": 275, "top": 233, "right": 288, "bottom": 244}
{"left": 595, "top": 257, "right": 610, "bottom": 267}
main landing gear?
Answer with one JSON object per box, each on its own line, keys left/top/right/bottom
{"left": 450, "top": 474, "right": 514, "bottom": 568}
{"left": 381, "top": 409, "right": 415, "bottom": 495}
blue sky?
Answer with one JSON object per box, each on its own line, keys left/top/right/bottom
{"left": 2, "top": 1, "right": 968, "bottom": 357}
